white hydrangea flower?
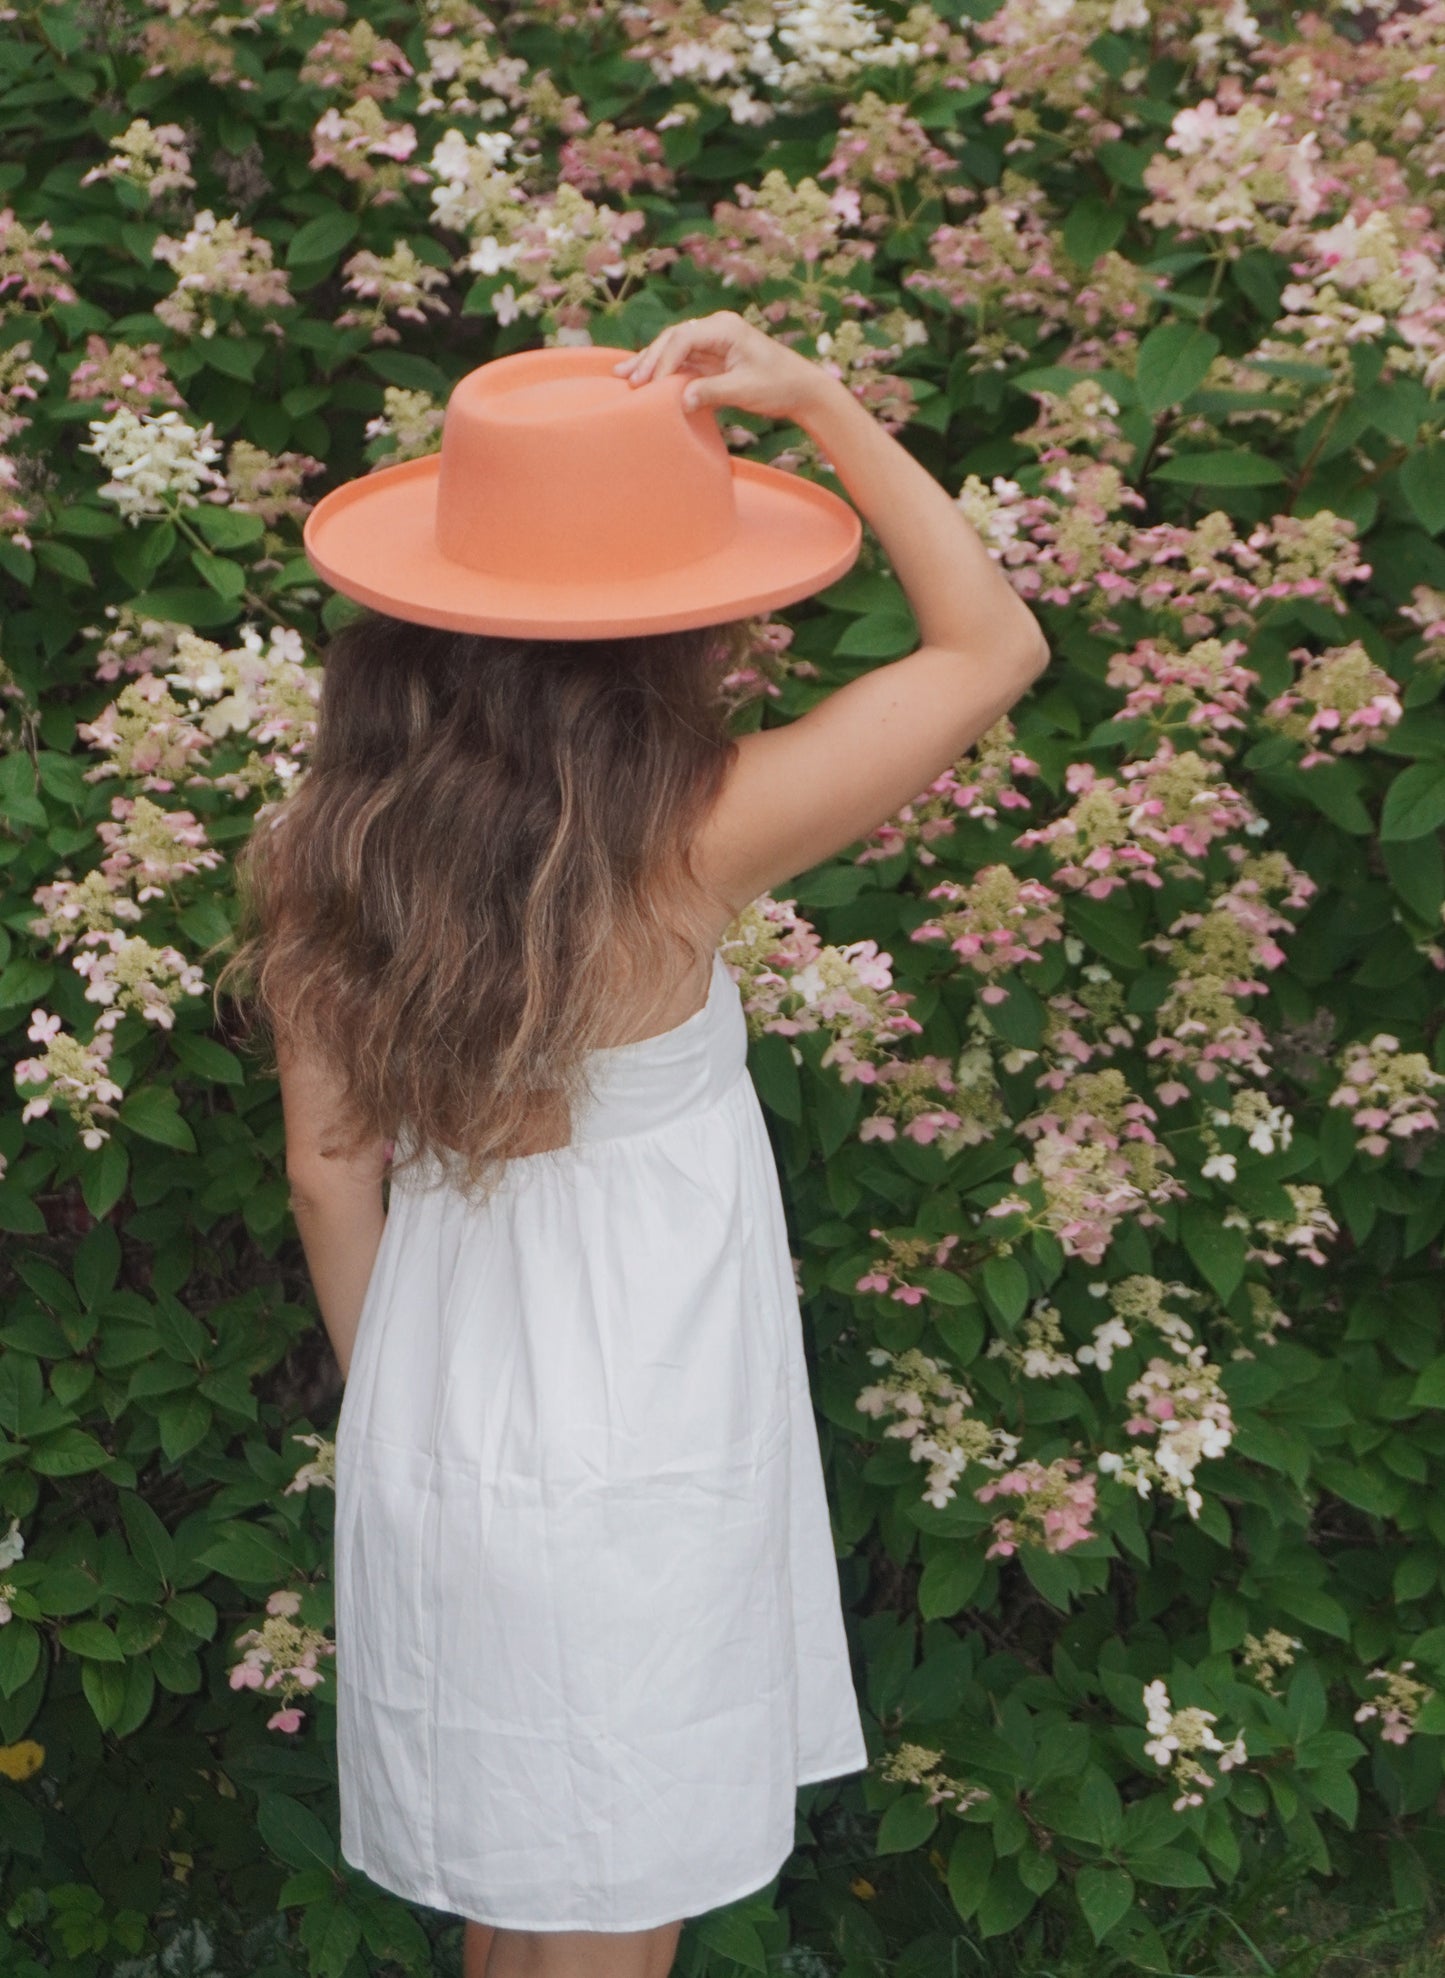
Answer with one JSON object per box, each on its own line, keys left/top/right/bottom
{"left": 79, "top": 407, "right": 226, "bottom": 523}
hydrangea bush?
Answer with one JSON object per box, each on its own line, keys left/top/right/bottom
{"left": 2, "top": 0, "right": 1445, "bottom": 1972}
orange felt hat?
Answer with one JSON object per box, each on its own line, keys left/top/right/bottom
{"left": 301, "top": 343, "right": 862, "bottom": 641}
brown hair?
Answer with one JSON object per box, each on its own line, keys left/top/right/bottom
{"left": 214, "top": 608, "right": 752, "bottom": 1200}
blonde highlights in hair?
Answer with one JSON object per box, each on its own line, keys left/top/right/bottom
{"left": 214, "top": 610, "right": 752, "bottom": 1201}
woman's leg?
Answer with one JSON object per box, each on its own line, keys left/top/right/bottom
{"left": 464, "top": 1921, "right": 498, "bottom": 1978}
{"left": 482, "top": 1920, "right": 685, "bottom": 1978}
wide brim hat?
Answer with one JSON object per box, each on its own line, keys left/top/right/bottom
{"left": 302, "top": 343, "right": 862, "bottom": 641}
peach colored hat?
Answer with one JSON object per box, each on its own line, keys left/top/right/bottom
{"left": 302, "top": 343, "right": 862, "bottom": 641}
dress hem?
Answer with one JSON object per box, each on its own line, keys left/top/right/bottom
{"left": 341, "top": 1746, "right": 870, "bottom": 1936}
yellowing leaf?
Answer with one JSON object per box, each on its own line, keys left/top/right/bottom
{"left": 0, "top": 1739, "right": 44, "bottom": 1781}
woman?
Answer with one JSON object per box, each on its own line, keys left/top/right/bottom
{"left": 219, "top": 312, "right": 1048, "bottom": 1978}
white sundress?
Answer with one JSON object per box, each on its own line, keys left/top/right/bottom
{"left": 331, "top": 945, "right": 870, "bottom": 1932}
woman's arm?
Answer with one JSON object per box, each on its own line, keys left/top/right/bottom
{"left": 278, "top": 1032, "right": 389, "bottom": 1380}
{"left": 801, "top": 368, "right": 1047, "bottom": 667}
{"left": 287, "top": 1185, "right": 385, "bottom": 1382}
{"left": 693, "top": 369, "right": 1050, "bottom": 909}
{"left": 663, "top": 343, "right": 1049, "bottom": 908}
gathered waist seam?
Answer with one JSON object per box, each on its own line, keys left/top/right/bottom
{"left": 390, "top": 1059, "right": 753, "bottom": 1196}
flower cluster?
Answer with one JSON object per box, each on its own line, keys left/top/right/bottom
{"left": 1199, "top": 1087, "right": 1295, "bottom": 1183}
{"left": 1328, "top": 1034, "right": 1445, "bottom": 1159}
{"left": 697, "top": 165, "right": 873, "bottom": 278}
{"left": 81, "top": 603, "right": 191, "bottom": 685}
{"left": 991, "top": 1067, "right": 1185, "bottom": 1266}
{"left": 1401, "top": 585, "right": 1445, "bottom": 673}
{"left": 1014, "top": 379, "right": 1137, "bottom": 470}
{"left": 969, "top": 0, "right": 1140, "bottom": 155}
{"left": 1034, "top": 966, "right": 1142, "bottom": 1079}
{"left": 1100, "top": 1346, "right": 1236, "bottom": 1519}
{"left": 1239, "top": 1628, "right": 1303, "bottom": 1698}
{"left": 160, "top": 622, "right": 321, "bottom": 799}
{"left": 79, "top": 407, "right": 227, "bottom": 524}
{"left": 0, "top": 207, "right": 78, "bottom": 310}
{"left": 1237, "top": 1183, "right": 1339, "bottom": 1267}
{"left": 222, "top": 438, "right": 327, "bottom": 533}
{"left": 559, "top": 120, "right": 675, "bottom": 199}
{"left": 78, "top": 119, "right": 196, "bottom": 202}
{"left": 75, "top": 621, "right": 320, "bottom": 807}
{"left": 1119, "top": 508, "right": 1371, "bottom": 642}
{"left": 877, "top": 1740, "right": 990, "bottom": 1814}
{"left": 30, "top": 868, "right": 143, "bottom": 952}
{"left": 1105, "top": 636, "right": 1259, "bottom": 758}
{"left": 719, "top": 895, "right": 921, "bottom": 1081}
{"left": 904, "top": 174, "right": 1084, "bottom": 371}
{"left": 912, "top": 866, "right": 1065, "bottom": 1001}
{"left": 228, "top": 1589, "right": 336, "bottom": 1735}
{"left": 77, "top": 674, "right": 215, "bottom": 790}
{"left": 66, "top": 335, "right": 186, "bottom": 416}
{"left": 954, "top": 463, "right": 1147, "bottom": 614}
{"left": 33, "top": 797, "right": 217, "bottom": 955}
{"left": 425, "top": 126, "right": 669, "bottom": 334}
{"left": 0, "top": 1515, "right": 24, "bottom": 1626}
{"left": 1354, "top": 1661, "right": 1434, "bottom": 1746}
{"left": 855, "top": 1228, "right": 960, "bottom": 1305}
{"left": 855, "top": 1345, "right": 1019, "bottom": 1511}
{"left": 715, "top": 615, "right": 812, "bottom": 715}
{"left": 14, "top": 1010, "right": 125, "bottom": 1148}
{"left": 615, "top": 0, "right": 965, "bottom": 129}
{"left": 819, "top": 87, "right": 964, "bottom": 232}
{"left": 976, "top": 1456, "right": 1098, "bottom": 1559}
{"left": 0, "top": 340, "right": 49, "bottom": 454}
{"left": 284, "top": 1433, "right": 337, "bottom": 1496}
{"left": 1146, "top": 852, "right": 1317, "bottom": 1090}
{"left": 298, "top": 20, "right": 414, "bottom": 101}
{"left": 71, "top": 931, "right": 207, "bottom": 1033}
{"left": 1140, "top": 97, "right": 1324, "bottom": 252}
{"left": 1077, "top": 1274, "right": 1202, "bottom": 1373}
{"left": 134, "top": 7, "right": 256, "bottom": 92}
{"left": 151, "top": 210, "right": 295, "bottom": 340}
{"left": 985, "top": 1299, "right": 1078, "bottom": 1380}
{"left": 426, "top": 126, "right": 528, "bottom": 250}
{"left": 1017, "top": 743, "right": 1257, "bottom": 899}
{"left": 335, "top": 241, "right": 452, "bottom": 344}
{"left": 494, "top": 180, "right": 659, "bottom": 335}
{"left": 364, "top": 384, "right": 447, "bottom": 463}
{"left": 857, "top": 1040, "right": 1011, "bottom": 1153}
{"left": 854, "top": 720, "right": 1038, "bottom": 865}
{"left": 1142, "top": 1678, "right": 1247, "bottom": 1811}
{"left": 807, "top": 312, "right": 927, "bottom": 433}
{"left": 1261, "top": 643, "right": 1404, "bottom": 766}
{"left": 413, "top": 4, "right": 518, "bottom": 121}
{"left": 1269, "top": 207, "right": 1445, "bottom": 394}
{"left": 311, "top": 98, "right": 430, "bottom": 203}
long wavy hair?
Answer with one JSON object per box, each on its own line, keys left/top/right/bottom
{"left": 214, "top": 608, "right": 752, "bottom": 1200}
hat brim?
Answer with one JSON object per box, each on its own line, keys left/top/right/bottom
{"left": 302, "top": 451, "right": 862, "bottom": 639}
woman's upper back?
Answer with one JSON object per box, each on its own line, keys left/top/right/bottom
{"left": 553, "top": 631, "right": 1049, "bottom": 1060}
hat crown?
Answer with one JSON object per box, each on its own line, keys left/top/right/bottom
{"left": 433, "top": 347, "right": 737, "bottom": 587}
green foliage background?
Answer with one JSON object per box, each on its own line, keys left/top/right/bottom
{"left": 2, "top": 0, "right": 1445, "bottom": 1974}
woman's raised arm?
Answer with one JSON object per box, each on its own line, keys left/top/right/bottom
{"left": 615, "top": 313, "right": 1049, "bottom": 912}
{"left": 696, "top": 366, "right": 1049, "bottom": 911}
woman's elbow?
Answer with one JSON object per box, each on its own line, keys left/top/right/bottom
{"left": 1006, "top": 629, "right": 1050, "bottom": 688}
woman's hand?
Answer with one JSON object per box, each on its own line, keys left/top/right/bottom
{"left": 611, "top": 310, "right": 836, "bottom": 425}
